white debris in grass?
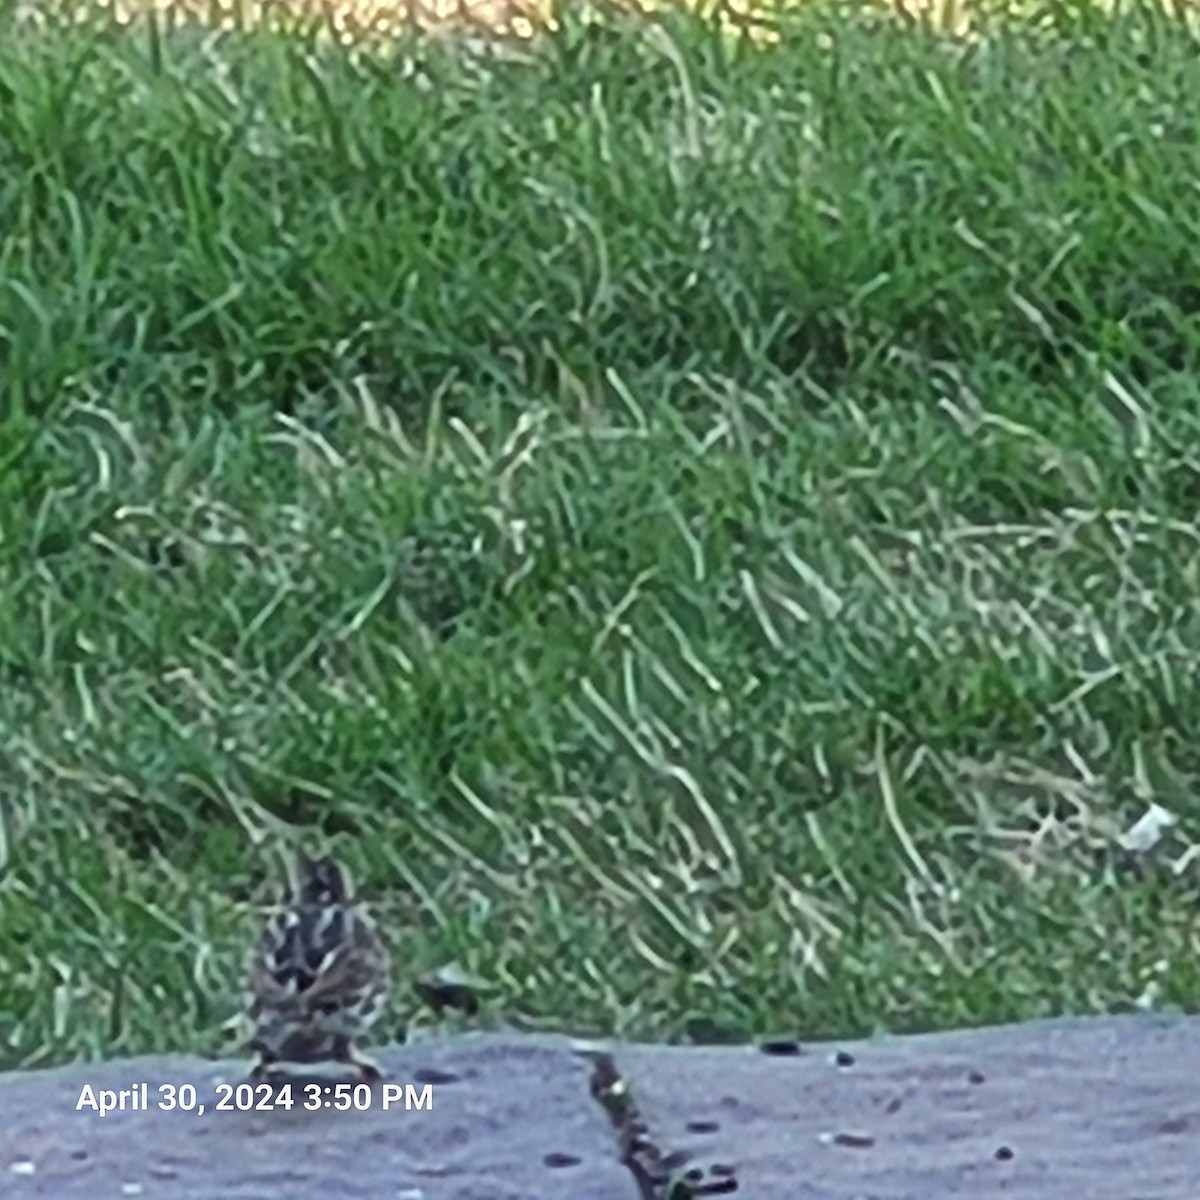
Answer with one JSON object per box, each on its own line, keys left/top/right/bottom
{"left": 1118, "top": 803, "right": 1178, "bottom": 855}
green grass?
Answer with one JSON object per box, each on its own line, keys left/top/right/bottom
{"left": 3, "top": 0, "right": 1200, "bottom": 1070}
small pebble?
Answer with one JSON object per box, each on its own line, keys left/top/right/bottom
{"left": 703, "top": 1180, "right": 738, "bottom": 1195}
{"left": 995, "top": 1145, "right": 1014, "bottom": 1161}
{"left": 685, "top": 1119, "right": 720, "bottom": 1134}
{"left": 832, "top": 1131, "right": 876, "bottom": 1149}
{"left": 968, "top": 1069, "right": 986, "bottom": 1085}
{"left": 834, "top": 1050, "right": 856, "bottom": 1068}
{"left": 542, "top": 1151, "right": 581, "bottom": 1168}
{"left": 9, "top": 1161, "right": 36, "bottom": 1177}
{"left": 759, "top": 1038, "right": 802, "bottom": 1057}
{"left": 412, "top": 1067, "right": 460, "bottom": 1085}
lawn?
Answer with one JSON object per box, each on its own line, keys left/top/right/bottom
{"left": 3, "top": 0, "right": 1200, "bottom": 1070}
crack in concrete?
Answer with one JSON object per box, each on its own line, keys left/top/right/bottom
{"left": 580, "top": 1049, "right": 740, "bottom": 1199}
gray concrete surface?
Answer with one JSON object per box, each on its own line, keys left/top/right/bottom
{"left": 0, "top": 1033, "right": 630, "bottom": 1199}
{"left": 618, "top": 1012, "right": 1200, "bottom": 1199}
{"left": 2, "top": 1014, "right": 1198, "bottom": 1198}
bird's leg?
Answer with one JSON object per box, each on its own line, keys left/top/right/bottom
{"left": 248, "top": 1039, "right": 282, "bottom": 1082}
{"left": 332, "top": 1035, "right": 382, "bottom": 1082}
{"left": 249, "top": 1057, "right": 278, "bottom": 1082}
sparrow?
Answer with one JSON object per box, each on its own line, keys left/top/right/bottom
{"left": 246, "top": 852, "right": 390, "bottom": 1081}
